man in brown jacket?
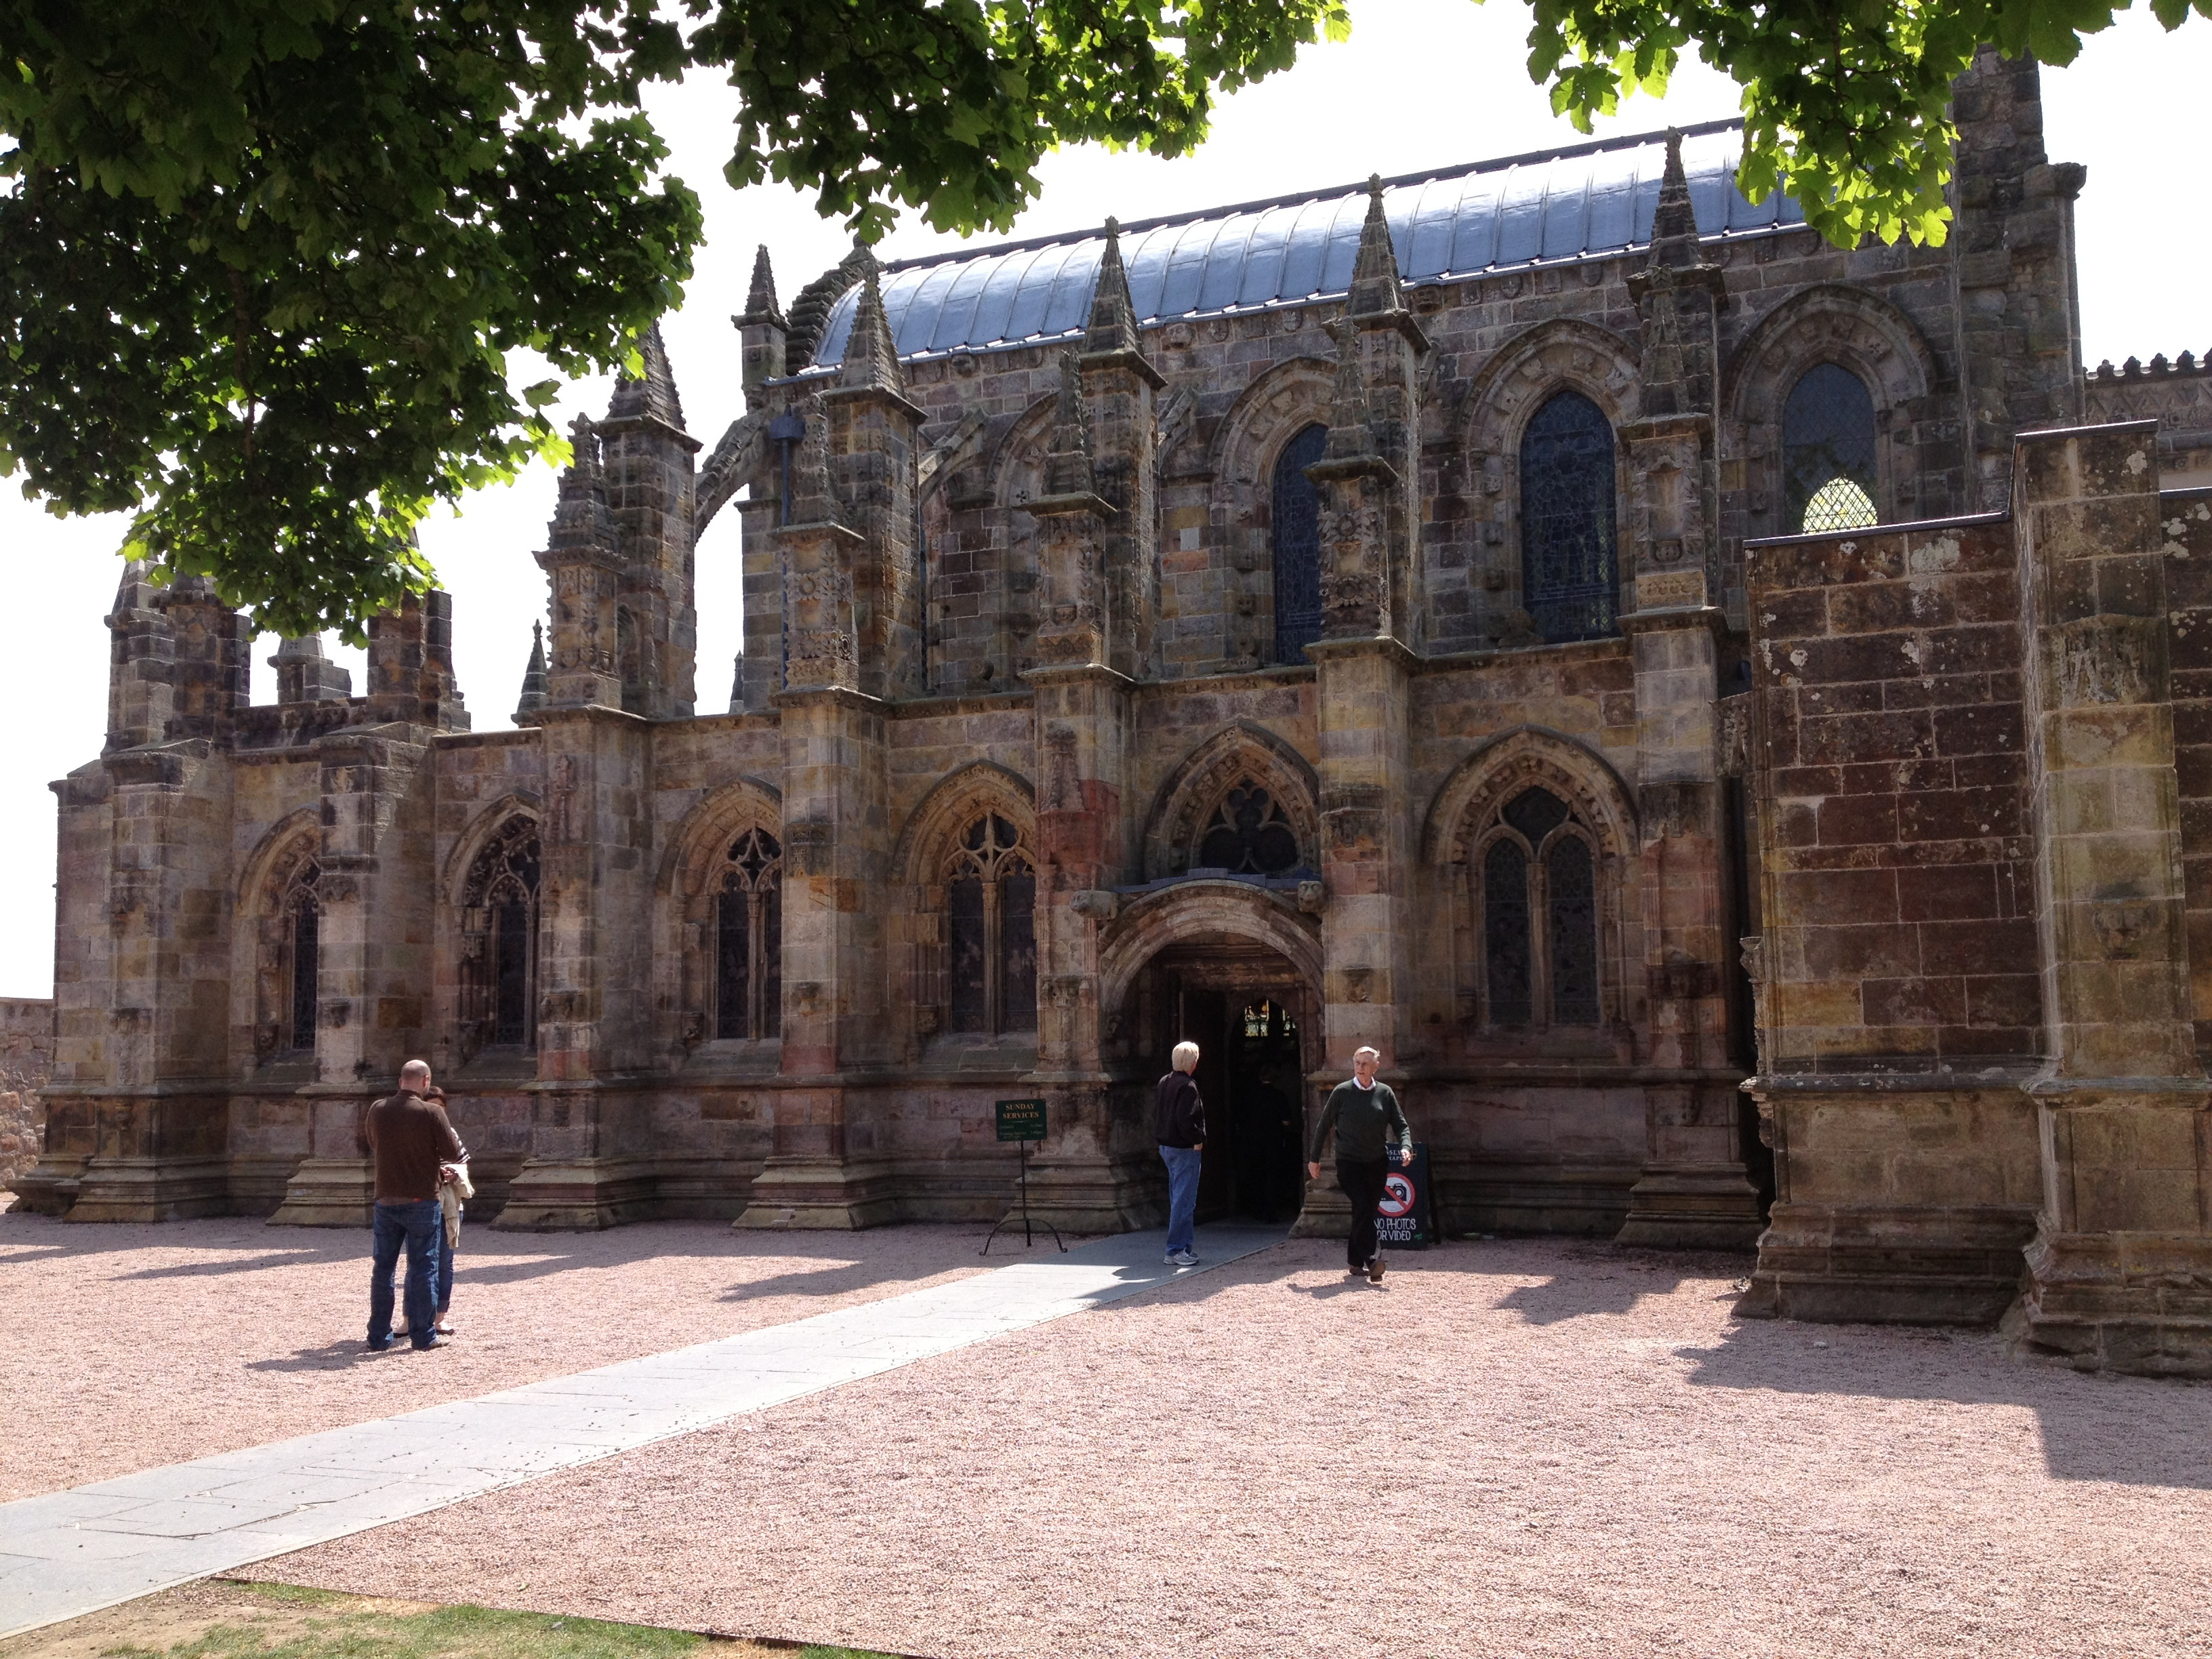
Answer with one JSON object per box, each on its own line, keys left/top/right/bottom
{"left": 361, "top": 1059, "right": 464, "bottom": 1351}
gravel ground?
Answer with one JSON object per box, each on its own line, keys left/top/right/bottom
{"left": 0, "top": 1211, "right": 994, "bottom": 1501}
{"left": 253, "top": 1236, "right": 2212, "bottom": 1659}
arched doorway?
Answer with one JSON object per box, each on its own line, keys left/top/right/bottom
{"left": 1111, "top": 930, "right": 1317, "bottom": 1225}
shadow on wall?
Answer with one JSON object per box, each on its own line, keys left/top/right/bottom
{"left": 0, "top": 998, "right": 53, "bottom": 1191}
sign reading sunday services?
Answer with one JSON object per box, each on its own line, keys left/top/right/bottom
{"left": 995, "top": 1098, "right": 1047, "bottom": 1143}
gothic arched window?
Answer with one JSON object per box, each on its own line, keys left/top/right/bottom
{"left": 461, "top": 816, "right": 541, "bottom": 1057}
{"left": 1475, "top": 785, "right": 1603, "bottom": 1029}
{"left": 1196, "top": 780, "right": 1305, "bottom": 875}
{"left": 1519, "top": 390, "right": 1618, "bottom": 643}
{"left": 617, "top": 606, "right": 647, "bottom": 715}
{"left": 716, "top": 828, "right": 783, "bottom": 1040}
{"left": 945, "top": 814, "right": 1036, "bottom": 1036}
{"left": 1271, "top": 422, "right": 1328, "bottom": 664}
{"left": 276, "top": 851, "right": 321, "bottom": 1055}
{"left": 1784, "top": 363, "right": 1879, "bottom": 533}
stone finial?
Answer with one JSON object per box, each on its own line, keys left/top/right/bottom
{"left": 514, "top": 620, "right": 548, "bottom": 718}
{"left": 739, "top": 244, "right": 785, "bottom": 327}
{"left": 1042, "top": 348, "right": 1097, "bottom": 497}
{"left": 605, "top": 322, "right": 687, "bottom": 431}
{"left": 785, "top": 396, "right": 842, "bottom": 527}
{"left": 1648, "top": 129, "right": 1703, "bottom": 270}
{"left": 1082, "top": 216, "right": 1141, "bottom": 354}
{"left": 1347, "top": 174, "right": 1404, "bottom": 316}
{"left": 838, "top": 266, "right": 905, "bottom": 394}
{"left": 547, "top": 415, "right": 617, "bottom": 557}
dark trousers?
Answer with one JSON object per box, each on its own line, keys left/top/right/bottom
{"left": 1338, "top": 1157, "right": 1389, "bottom": 1269}
{"left": 369, "top": 1199, "right": 443, "bottom": 1350}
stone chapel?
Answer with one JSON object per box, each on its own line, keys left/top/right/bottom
{"left": 25, "top": 49, "right": 2212, "bottom": 1374}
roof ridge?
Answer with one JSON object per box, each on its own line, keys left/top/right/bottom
{"left": 877, "top": 117, "right": 1748, "bottom": 276}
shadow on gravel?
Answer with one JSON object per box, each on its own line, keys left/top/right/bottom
{"left": 247, "top": 1340, "right": 409, "bottom": 1374}
{"left": 1679, "top": 1311, "right": 2212, "bottom": 1489}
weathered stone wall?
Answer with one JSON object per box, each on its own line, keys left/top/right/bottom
{"left": 2164, "top": 488, "right": 2212, "bottom": 1059}
{"left": 0, "top": 999, "right": 53, "bottom": 1192}
{"left": 2087, "top": 358, "right": 2212, "bottom": 490}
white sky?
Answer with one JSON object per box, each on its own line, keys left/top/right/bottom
{"left": 1, "top": 2, "right": 2205, "bottom": 997}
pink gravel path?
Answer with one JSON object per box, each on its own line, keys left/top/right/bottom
{"left": 1, "top": 1211, "right": 992, "bottom": 1502}
{"left": 256, "top": 1237, "right": 2212, "bottom": 1659}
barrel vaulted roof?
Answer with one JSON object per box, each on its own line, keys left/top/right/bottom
{"left": 806, "top": 121, "right": 1801, "bottom": 371}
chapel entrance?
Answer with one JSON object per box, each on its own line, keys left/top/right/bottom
{"left": 1126, "top": 939, "right": 1314, "bottom": 1225}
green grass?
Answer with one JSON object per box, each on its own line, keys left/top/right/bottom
{"left": 91, "top": 1582, "right": 903, "bottom": 1659}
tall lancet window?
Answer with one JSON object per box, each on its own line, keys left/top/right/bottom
{"left": 1784, "top": 363, "right": 1879, "bottom": 532}
{"left": 1475, "top": 785, "right": 1603, "bottom": 1030}
{"left": 1519, "top": 390, "right": 1618, "bottom": 643}
{"left": 715, "top": 828, "right": 783, "bottom": 1040}
{"left": 281, "top": 855, "right": 322, "bottom": 1053}
{"left": 946, "top": 815, "right": 1037, "bottom": 1036}
{"left": 461, "top": 816, "right": 541, "bottom": 1057}
{"left": 1271, "top": 423, "right": 1328, "bottom": 663}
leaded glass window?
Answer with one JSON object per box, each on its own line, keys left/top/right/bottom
{"left": 1784, "top": 363, "right": 1879, "bottom": 533}
{"left": 460, "top": 817, "right": 541, "bottom": 1057}
{"left": 288, "top": 898, "right": 320, "bottom": 1052}
{"left": 945, "top": 815, "right": 1036, "bottom": 1036}
{"left": 1475, "top": 786, "right": 1603, "bottom": 1031}
{"left": 1484, "top": 839, "right": 1532, "bottom": 1027}
{"left": 1196, "top": 781, "right": 1303, "bottom": 875}
{"left": 1520, "top": 391, "right": 1618, "bottom": 643}
{"left": 1271, "top": 423, "right": 1328, "bottom": 663}
{"left": 715, "top": 828, "right": 783, "bottom": 1040}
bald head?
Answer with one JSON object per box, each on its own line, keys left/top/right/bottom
{"left": 399, "top": 1059, "right": 432, "bottom": 1093}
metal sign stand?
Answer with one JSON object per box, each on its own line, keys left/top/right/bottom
{"left": 983, "top": 1098, "right": 1067, "bottom": 1256}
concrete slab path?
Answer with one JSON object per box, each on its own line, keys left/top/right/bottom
{"left": 1, "top": 1223, "right": 1284, "bottom": 1639}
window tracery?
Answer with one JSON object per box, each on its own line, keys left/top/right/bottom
{"left": 1195, "top": 781, "right": 1305, "bottom": 876}
{"left": 1473, "top": 785, "right": 1602, "bottom": 1029}
{"left": 255, "top": 842, "right": 323, "bottom": 1061}
{"left": 715, "top": 828, "right": 783, "bottom": 1040}
{"left": 1519, "top": 390, "right": 1618, "bottom": 643}
{"left": 1784, "top": 363, "right": 1879, "bottom": 533}
{"left": 1271, "top": 422, "right": 1328, "bottom": 663}
{"left": 944, "top": 814, "right": 1036, "bottom": 1036}
{"left": 460, "top": 816, "right": 541, "bottom": 1057}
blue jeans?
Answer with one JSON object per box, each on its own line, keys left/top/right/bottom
{"left": 369, "top": 1200, "right": 443, "bottom": 1350}
{"left": 436, "top": 1214, "right": 456, "bottom": 1315}
{"left": 1160, "top": 1144, "right": 1203, "bottom": 1256}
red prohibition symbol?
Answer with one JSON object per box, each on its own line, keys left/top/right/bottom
{"left": 1378, "top": 1173, "right": 1416, "bottom": 1218}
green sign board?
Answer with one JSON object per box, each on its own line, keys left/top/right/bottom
{"left": 995, "top": 1098, "right": 1047, "bottom": 1143}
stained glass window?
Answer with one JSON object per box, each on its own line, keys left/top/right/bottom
{"left": 462, "top": 817, "right": 541, "bottom": 1054}
{"left": 1484, "top": 838, "right": 1532, "bottom": 1027}
{"left": 1271, "top": 423, "right": 1328, "bottom": 663}
{"left": 493, "top": 897, "right": 531, "bottom": 1044}
{"left": 1784, "top": 363, "right": 1879, "bottom": 533}
{"left": 1197, "top": 782, "right": 1303, "bottom": 874}
{"left": 945, "top": 815, "right": 1036, "bottom": 1036}
{"left": 288, "top": 898, "right": 319, "bottom": 1052}
{"left": 716, "top": 828, "right": 782, "bottom": 1040}
{"left": 1520, "top": 391, "right": 1618, "bottom": 643}
{"left": 1547, "top": 836, "right": 1600, "bottom": 1026}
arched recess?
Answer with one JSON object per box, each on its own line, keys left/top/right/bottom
{"left": 1097, "top": 879, "right": 1324, "bottom": 1034}
{"left": 657, "top": 778, "right": 785, "bottom": 1050}
{"left": 1725, "top": 284, "right": 1939, "bottom": 528}
{"left": 891, "top": 762, "right": 1040, "bottom": 1045}
{"left": 1420, "top": 726, "right": 1637, "bottom": 1038}
{"left": 439, "top": 792, "right": 544, "bottom": 905}
{"left": 1460, "top": 320, "right": 1640, "bottom": 640}
{"left": 1143, "top": 722, "right": 1322, "bottom": 881}
{"left": 440, "top": 800, "right": 544, "bottom": 1062}
{"left": 236, "top": 810, "right": 323, "bottom": 1065}
{"left": 1205, "top": 358, "right": 1336, "bottom": 665}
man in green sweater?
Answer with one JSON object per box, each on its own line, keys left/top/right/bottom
{"left": 1307, "top": 1045, "right": 1412, "bottom": 1284}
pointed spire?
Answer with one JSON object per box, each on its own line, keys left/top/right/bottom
{"left": 740, "top": 244, "right": 785, "bottom": 327}
{"left": 1083, "top": 216, "right": 1141, "bottom": 354}
{"left": 1322, "top": 321, "right": 1375, "bottom": 462}
{"left": 1648, "top": 128, "right": 1702, "bottom": 270}
{"left": 1042, "top": 349, "right": 1097, "bottom": 497}
{"left": 1347, "top": 175, "right": 1404, "bottom": 316}
{"left": 514, "top": 620, "right": 548, "bottom": 719}
{"left": 838, "top": 266, "right": 904, "bottom": 394}
{"left": 548, "top": 415, "right": 617, "bottom": 556}
{"left": 785, "top": 396, "right": 842, "bottom": 526}
{"left": 605, "top": 322, "right": 687, "bottom": 430}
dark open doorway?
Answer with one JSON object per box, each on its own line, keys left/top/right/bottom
{"left": 1169, "top": 983, "right": 1310, "bottom": 1225}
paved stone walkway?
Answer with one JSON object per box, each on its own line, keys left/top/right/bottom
{"left": 0, "top": 1224, "right": 1283, "bottom": 1639}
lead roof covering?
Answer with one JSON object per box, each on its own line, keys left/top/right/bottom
{"left": 806, "top": 121, "right": 1802, "bottom": 371}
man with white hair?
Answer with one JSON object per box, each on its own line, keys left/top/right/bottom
{"left": 1307, "top": 1045, "right": 1413, "bottom": 1284}
{"left": 1155, "top": 1040, "right": 1208, "bottom": 1268}
{"left": 359, "top": 1059, "right": 465, "bottom": 1351}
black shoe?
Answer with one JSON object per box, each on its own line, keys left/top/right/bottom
{"left": 365, "top": 1336, "right": 396, "bottom": 1352}
{"left": 411, "top": 1333, "right": 450, "bottom": 1351}
{"left": 1346, "top": 1264, "right": 1364, "bottom": 1278}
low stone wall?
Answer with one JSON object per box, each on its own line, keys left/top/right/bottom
{"left": 0, "top": 999, "right": 54, "bottom": 1191}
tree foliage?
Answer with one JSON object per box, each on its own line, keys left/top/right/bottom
{"left": 1, "top": 0, "right": 2201, "bottom": 638}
